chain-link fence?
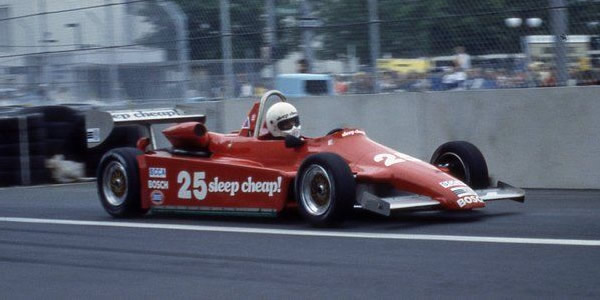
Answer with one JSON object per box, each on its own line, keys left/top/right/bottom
{"left": 1, "top": 0, "right": 599, "bottom": 104}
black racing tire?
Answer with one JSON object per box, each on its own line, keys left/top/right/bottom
{"left": 295, "top": 153, "right": 356, "bottom": 227}
{"left": 430, "top": 141, "right": 489, "bottom": 189}
{"left": 97, "top": 147, "right": 147, "bottom": 218}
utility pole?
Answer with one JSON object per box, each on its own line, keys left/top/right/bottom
{"left": 105, "top": 0, "right": 119, "bottom": 101}
{"left": 159, "top": 1, "right": 190, "bottom": 100}
{"left": 37, "top": 0, "right": 48, "bottom": 100}
{"left": 550, "top": 0, "right": 568, "bottom": 86}
{"left": 220, "top": 0, "right": 234, "bottom": 98}
{"left": 368, "top": 0, "right": 380, "bottom": 93}
{"left": 300, "top": 0, "right": 314, "bottom": 73}
{"left": 266, "top": 0, "right": 277, "bottom": 79}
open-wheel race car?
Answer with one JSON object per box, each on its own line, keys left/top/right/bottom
{"left": 96, "top": 90, "right": 524, "bottom": 226}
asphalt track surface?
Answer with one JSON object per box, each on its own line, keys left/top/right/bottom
{"left": 0, "top": 183, "right": 599, "bottom": 299}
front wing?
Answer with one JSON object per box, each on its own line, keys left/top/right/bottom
{"left": 357, "top": 181, "right": 525, "bottom": 216}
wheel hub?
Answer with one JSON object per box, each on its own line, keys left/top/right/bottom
{"left": 103, "top": 161, "right": 128, "bottom": 206}
{"left": 301, "top": 165, "right": 333, "bottom": 216}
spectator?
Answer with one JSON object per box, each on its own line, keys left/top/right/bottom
{"left": 297, "top": 58, "right": 309, "bottom": 73}
{"left": 334, "top": 75, "right": 349, "bottom": 94}
{"left": 454, "top": 46, "right": 471, "bottom": 71}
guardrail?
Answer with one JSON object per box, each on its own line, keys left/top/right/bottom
{"left": 206, "top": 86, "right": 600, "bottom": 189}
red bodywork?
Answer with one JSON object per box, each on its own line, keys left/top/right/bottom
{"left": 137, "top": 102, "right": 484, "bottom": 214}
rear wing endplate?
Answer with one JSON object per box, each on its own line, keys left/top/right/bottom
{"left": 85, "top": 108, "right": 205, "bottom": 149}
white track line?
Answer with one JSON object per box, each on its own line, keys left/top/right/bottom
{"left": 1, "top": 217, "right": 599, "bottom": 247}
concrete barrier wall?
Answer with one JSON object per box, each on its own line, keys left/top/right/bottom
{"left": 179, "top": 86, "right": 600, "bottom": 189}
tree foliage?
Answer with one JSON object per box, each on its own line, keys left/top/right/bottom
{"left": 134, "top": 0, "right": 600, "bottom": 62}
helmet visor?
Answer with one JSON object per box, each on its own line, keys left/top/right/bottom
{"left": 277, "top": 116, "right": 300, "bottom": 131}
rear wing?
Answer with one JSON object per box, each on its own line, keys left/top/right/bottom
{"left": 85, "top": 108, "right": 205, "bottom": 150}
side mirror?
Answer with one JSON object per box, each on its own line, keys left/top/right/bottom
{"left": 285, "top": 135, "right": 305, "bottom": 148}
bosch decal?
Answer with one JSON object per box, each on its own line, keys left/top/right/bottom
{"left": 457, "top": 195, "right": 484, "bottom": 207}
{"left": 451, "top": 186, "right": 476, "bottom": 198}
{"left": 148, "top": 180, "right": 169, "bottom": 190}
{"left": 149, "top": 167, "right": 167, "bottom": 178}
{"left": 440, "top": 180, "right": 466, "bottom": 188}
{"left": 150, "top": 190, "right": 165, "bottom": 205}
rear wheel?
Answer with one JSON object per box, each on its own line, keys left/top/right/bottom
{"left": 430, "top": 141, "right": 489, "bottom": 189}
{"left": 97, "top": 147, "right": 147, "bottom": 217}
{"left": 295, "top": 153, "right": 355, "bottom": 227}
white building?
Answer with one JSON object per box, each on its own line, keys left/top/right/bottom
{"left": 0, "top": 0, "right": 180, "bottom": 101}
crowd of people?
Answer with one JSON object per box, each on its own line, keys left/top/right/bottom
{"left": 333, "top": 54, "right": 600, "bottom": 94}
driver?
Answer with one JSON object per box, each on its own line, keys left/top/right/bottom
{"left": 265, "top": 102, "right": 301, "bottom": 138}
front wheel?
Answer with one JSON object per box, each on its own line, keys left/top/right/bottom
{"left": 97, "top": 147, "right": 147, "bottom": 217}
{"left": 430, "top": 141, "right": 489, "bottom": 189}
{"left": 295, "top": 153, "right": 356, "bottom": 227}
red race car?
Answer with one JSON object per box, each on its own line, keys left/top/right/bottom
{"left": 96, "top": 90, "right": 524, "bottom": 226}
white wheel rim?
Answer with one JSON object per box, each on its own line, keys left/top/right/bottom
{"left": 102, "top": 161, "right": 128, "bottom": 206}
{"left": 300, "top": 165, "right": 333, "bottom": 216}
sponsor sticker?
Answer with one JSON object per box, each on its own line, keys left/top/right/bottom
{"left": 439, "top": 180, "right": 466, "bottom": 189}
{"left": 86, "top": 128, "right": 100, "bottom": 143}
{"left": 208, "top": 176, "right": 282, "bottom": 197}
{"left": 341, "top": 129, "right": 365, "bottom": 137}
{"left": 456, "top": 195, "right": 483, "bottom": 207}
{"left": 148, "top": 180, "right": 169, "bottom": 190}
{"left": 150, "top": 190, "right": 164, "bottom": 205}
{"left": 111, "top": 109, "right": 180, "bottom": 121}
{"left": 374, "top": 152, "right": 420, "bottom": 167}
{"left": 450, "top": 186, "right": 477, "bottom": 198}
{"left": 176, "top": 171, "right": 283, "bottom": 200}
{"left": 242, "top": 117, "right": 250, "bottom": 129}
{"left": 149, "top": 167, "right": 167, "bottom": 178}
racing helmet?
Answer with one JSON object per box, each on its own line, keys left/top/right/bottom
{"left": 265, "top": 102, "right": 301, "bottom": 138}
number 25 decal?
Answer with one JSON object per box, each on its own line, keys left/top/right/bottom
{"left": 177, "top": 171, "right": 207, "bottom": 200}
{"left": 374, "top": 152, "right": 419, "bottom": 167}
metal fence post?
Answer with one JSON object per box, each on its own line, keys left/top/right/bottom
{"left": 266, "top": 0, "right": 277, "bottom": 79}
{"left": 550, "top": 0, "right": 569, "bottom": 86}
{"left": 159, "top": 1, "right": 190, "bottom": 100}
{"left": 220, "top": 0, "right": 234, "bottom": 99}
{"left": 301, "top": 0, "right": 314, "bottom": 73}
{"left": 368, "top": 0, "right": 380, "bottom": 93}
{"left": 105, "top": 0, "right": 119, "bottom": 101}
{"left": 37, "top": 0, "right": 48, "bottom": 101}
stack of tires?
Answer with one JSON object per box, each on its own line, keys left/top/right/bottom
{"left": 0, "top": 113, "right": 50, "bottom": 187}
{"left": 21, "top": 106, "right": 87, "bottom": 164}
{"left": 0, "top": 106, "right": 88, "bottom": 187}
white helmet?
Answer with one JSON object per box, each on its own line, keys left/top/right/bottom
{"left": 265, "top": 102, "right": 301, "bottom": 138}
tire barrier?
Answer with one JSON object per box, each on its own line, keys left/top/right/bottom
{"left": 0, "top": 106, "right": 92, "bottom": 187}
{"left": 0, "top": 113, "right": 50, "bottom": 187}
{"left": 21, "top": 106, "right": 87, "bottom": 163}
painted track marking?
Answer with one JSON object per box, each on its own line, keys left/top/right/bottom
{"left": 1, "top": 217, "right": 599, "bottom": 247}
